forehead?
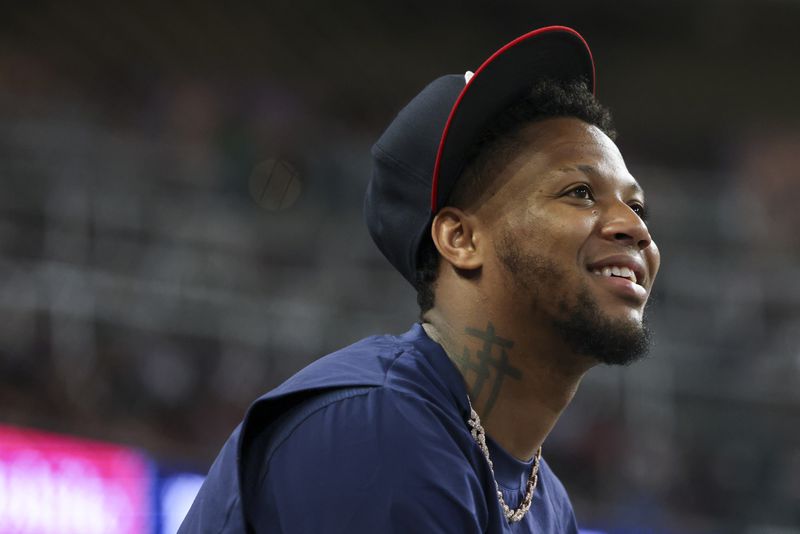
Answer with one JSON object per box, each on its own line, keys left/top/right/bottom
{"left": 508, "top": 117, "right": 641, "bottom": 193}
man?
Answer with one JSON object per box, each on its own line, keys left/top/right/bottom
{"left": 181, "top": 26, "right": 660, "bottom": 533}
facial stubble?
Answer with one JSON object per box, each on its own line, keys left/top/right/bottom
{"left": 495, "top": 231, "right": 651, "bottom": 366}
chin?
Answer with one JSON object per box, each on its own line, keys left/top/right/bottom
{"left": 553, "top": 287, "right": 652, "bottom": 367}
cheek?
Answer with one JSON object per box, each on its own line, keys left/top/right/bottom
{"left": 514, "top": 211, "right": 593, "bottom": 259}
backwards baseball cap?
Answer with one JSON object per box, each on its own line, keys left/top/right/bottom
{"left": 364, "top": 26, "right": 595, "bottom": 287}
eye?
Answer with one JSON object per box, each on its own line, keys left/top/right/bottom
{"left": 565, "top": 184, "right": 593, "bottom": 201}
{"left": 629, "top": 202, "right": 649, "bottom": 222}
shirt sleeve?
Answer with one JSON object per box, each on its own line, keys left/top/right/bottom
{"left": 249, "top": 387, "right": 487, "bottom": 533}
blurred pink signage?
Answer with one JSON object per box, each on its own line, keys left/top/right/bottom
{"left": 0, "top": 423, "right": 152, "bottom": 534}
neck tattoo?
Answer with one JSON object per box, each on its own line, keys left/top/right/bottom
{"left": 456, "top": 322, "right": 522, "bottom": 419}
{"left": 467, "top": 396, "right": 542, "bottom": 523}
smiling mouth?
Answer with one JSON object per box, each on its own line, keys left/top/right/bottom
{"left": 587, "top": 264, "right": 649, "bottom": 303}
{"left": 591, "top": 265, "right": 638, "bottom": 285}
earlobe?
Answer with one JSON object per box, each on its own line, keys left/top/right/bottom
{"left": 431, "top": 208, "right": 484, "bottom": 271}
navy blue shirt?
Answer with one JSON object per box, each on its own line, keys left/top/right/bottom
{"left": 180, "top": 324, "right": 579, "bottom": 533}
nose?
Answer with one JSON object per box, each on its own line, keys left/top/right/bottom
{"left": 599, "top": 202, "right": 653, "bottom": 250}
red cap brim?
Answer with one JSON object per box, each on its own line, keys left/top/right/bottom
{"left": 430, "top": 26, "right": 595, "bottom": 212}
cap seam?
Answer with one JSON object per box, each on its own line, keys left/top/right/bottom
{"left": 372, "top": 142, "right": 434, "bottom": 189}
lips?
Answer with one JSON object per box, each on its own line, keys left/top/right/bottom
{"left": 586, "top": 255, "right": 647, "bottom": 288}
{"left": 592, "top": 265, "right": 636, "bottom": 284}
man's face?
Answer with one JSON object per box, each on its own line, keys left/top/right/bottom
{"left": 478, "top": 117, "right": 661, "bottom": 365}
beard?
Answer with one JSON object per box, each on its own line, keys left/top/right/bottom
{"left": 495, "top": 231, "right": 651, "bottom": 366}
{"left": 550, "top": 284, "right": 651, "bottom": 366}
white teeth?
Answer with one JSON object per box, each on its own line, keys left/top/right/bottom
{"left": 619, "top": 266, "right": 637, "bottom": 283}
{"left": 593, "top": 265, "right": 638, "bottom": 284}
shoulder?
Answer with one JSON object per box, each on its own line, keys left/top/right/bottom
{"left": 255, "top": 328, "right": 447, "bottom": 401}
{"left": 244, "top": 326, "right": 462, "bottom": 432}
{"left": 238, "top": 331, "right": 427, "bottom": 460}
{"left": 249, "top": 387, "right": 487, "bottom": 532}
{"left": 250, "top": 323, "right": 462, "bottom": 405}
{"left": 266, "top": 386, "right": 474, "bottom": 475}
{"left": 267, "top": 332, "right": 412, "bottom": 394}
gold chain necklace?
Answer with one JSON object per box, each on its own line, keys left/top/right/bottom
{"left": 466, "top": 396, "right": 542, "bottom": 523}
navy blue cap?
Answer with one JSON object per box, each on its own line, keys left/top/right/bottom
{"left": 364, "top": 26, "right": 595, "bottom": 287}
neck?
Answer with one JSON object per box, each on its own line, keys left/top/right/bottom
{"left": 422, "top": 311, "right": 593, "bottom": 461}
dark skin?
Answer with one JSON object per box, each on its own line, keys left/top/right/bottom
{"left": 422, "top": 117, "right": 661, "bottom": 461}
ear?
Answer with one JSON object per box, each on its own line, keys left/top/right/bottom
{"left": 430, "top": 207, "right": 484, "bottom": 271}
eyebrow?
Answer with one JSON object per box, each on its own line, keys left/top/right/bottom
{"left": 560, "top": 164, "right": 645, "bottom": 197}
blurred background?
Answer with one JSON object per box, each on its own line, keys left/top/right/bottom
{"left": 0, "top": 1, "right": 799, "bottom": 532}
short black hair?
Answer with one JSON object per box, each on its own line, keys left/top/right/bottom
{"left": 415, "top": 78, "right": 616, "bottom": 317}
